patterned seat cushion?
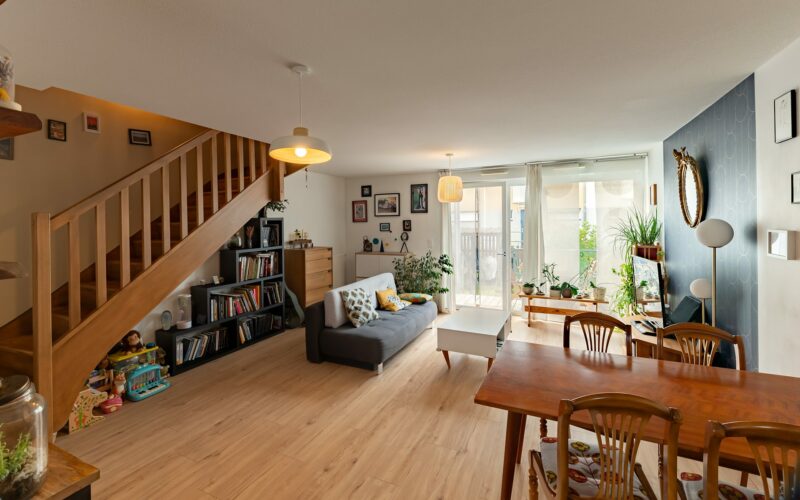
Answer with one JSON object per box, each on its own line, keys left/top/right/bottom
{"left": 398, "top": 292, "right": 433, "bottom": 304}
{"left": 340, "top": 288, "right": 380, "bottom": 327}
{"left": 538, "top": 437, "right": 649, "bottom": 499}
{"left": 679, "top": 472, "right": 767, "bottom": 500}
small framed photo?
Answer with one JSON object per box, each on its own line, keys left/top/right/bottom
{"left": 352, "top": 200, "right": 368, "bottom": 223}
{"left": 774, "top": 89, "right": 796, "bottom": 143}
{"left": 128, "top": 128, "right": 152, "bottom": 146}
{"left": 403, "top": 219, "right": 412, "bottom": 231}
{"left": 83, "top": 112, "right": 101, "bottom": 134}
{"left": 379, "top": 222, "right": 391, "bottom": 232}
{"left": 410, "top": 183, "right": 428, "bottom": 213}
{"left": 0, "top": 138, "right": 13, "bottom": 160}
{"left": 375, "top": 192, "right": 400, "bottom": 217}
{"left": 767, "top": 229, "right": 795, "bottom": 260}
{"left": 361, "top": 185, "right": 372, "bottom": 197}
{"left": 47, "top": 119, "right": 67, "bottom": 141}
{"left": 792, "top": 171, "right": 800, "bottom": 204}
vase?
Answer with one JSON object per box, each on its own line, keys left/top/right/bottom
{"left": 591, "top": 287, "right": 607, "bottom": 301}
{"left": 561, "top": 288, "right": 573, "bottom": 299}
{"left": 549, "top": 289, "right": 561, "bottom": 298}
{"left": 522, "top": 286, "right": 534, "bottom": 295}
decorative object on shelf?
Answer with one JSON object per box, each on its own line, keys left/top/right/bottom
{"left": 437, "top": 153, "right": 463, "bottom": 203}
{"left": 0, "top": 44, "right": 21, "bottom": 111}
{"left": 374, "top": 192, "right": 400, "bottom": 217}
{"left": 689, "top": 278, "right": 711, "bottom": 324}
{"left": 379, "top": 222, "right": 391, "bottom": 232}
{"left": 774, "top": 89, "right": 796, "bottom": 143}
{"left": 410, "top": 183, "right": 428, "bottom": 213}
{"left": 47, "top": 119, "right": 66, "bottom": 141}
{"left": 792, "top": 171, "right": 800, "bottom": 204}
{"left": 160, "top": 310, "right": 172, "bottom": 331}
{"left": 177, "top": 294, "right": 192, "bottom": 329}
{"left": 361, "top": 185, "right": 372, "bottom": 197}
{"left": 227, "top": 230, "right": 243, "bottom": 249}
{"left": 403, "top": 219, "right": 412, "bottom": 231}
{"left": 287, "top": 228, "right": 313, "bottom": 248}
{"left": 68, "top": 388, "right": 107, "bottom": 433}
{"left": 589, "top": 281, "right": 606, "bottom": 301}
{"left": 82, "top": 112, "right": 100, "bottom": 133}
{"left": 0, "top": 138, "right": 13, "bottom": 160}
{"left": 696, "top": 218, "right": 734, "bottom": 327}
{"left": 767, "top": 229, "right": 795, "bottom": 260}
{"left": 673, "top": 147, "right": 704, "bottom": 228}
{"left": 244, "top": 224, "right": 256, "bottom": 248}
{"left": 362, "top": 236, "right": 373, "bottom": 252}
{"left": 0, "top": 375, "right": 48, "bottom": 498}
{"left": 352, "top": 200, "right": 367, "bottom": 222}
{"left": 269, "top": 65, "right": 331, "bottom": 165}
{"left": 400, "top": 231, "right": 409, "bottom": 253}
{"left": 211, "top": 275, "right": 222, "bottom": 285}
{"left": 128, "top": 128, "right": 152, "bottom": 146}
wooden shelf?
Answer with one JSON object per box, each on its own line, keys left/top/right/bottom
{"left": 0, "top": 107, "right": 42, "bottom": 139}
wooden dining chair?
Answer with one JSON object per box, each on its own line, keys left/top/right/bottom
{"left": 678, "top": 421, "right": 800, "bottom": 499}
{"left": 656, "top": 322, "right": 746, "bottom": 370}
{"left": 528, "top": 392, "right": 682, "bottom": 500}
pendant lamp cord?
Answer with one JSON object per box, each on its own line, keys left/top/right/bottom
{"left": 298, "top": 70, "right": 303, "bottom": 127}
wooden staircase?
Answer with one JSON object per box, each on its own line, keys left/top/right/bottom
{"left": 0, "top": 130, "right": 291, "bottom": 430}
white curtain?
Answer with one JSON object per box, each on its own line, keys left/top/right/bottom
{"left": 523, "top": 164, "right": 544, "bottom": 285}
{"left": 440, "top": 177, "right": 459, "bottom": 313}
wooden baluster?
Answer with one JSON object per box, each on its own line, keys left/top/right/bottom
{"left": 120, "top": 186, "right": 130, "bottom": 286}
{"left": 237, "top": 136, "right": 244, "bottom": 191}
{"left": 195, "top": 145, "right": 204, "bottom": 226}
{"left": 259, "top": 142, "right": 267, "bottom": 176}
{"left": 211, "top": 134, "right": 219, "bottom": 213}
{"left": 31, "top": 213, "right": 53, "bottom": 432}
{"left": 141, "top": 175, "right": 151, "bottom": 268}
{"left": 248, "top": 139, "right": 256, "bottom": 181}
{"left": 68, "top": 219, "right": 80, "bottom": 328}
{"left": 224, "top": 133, "right": 232, "bottom": 203}
{"left": 161, "top": 164, "right": 171, "bottom": 254}
{"left": 179, "top": 153, "right": 188, "bottom": 238}
{"left": 95, "top": 203, "right": 107, "bottom": 306}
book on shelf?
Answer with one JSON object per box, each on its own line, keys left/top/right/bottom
{"left": 209, "top": 284, "right": 262, "bottom": 322}
{"left": 176, "top": 328, "right": 230, "bottom": 366}
{"left": 237, "top": 251, "right": 281, "bottom": 281}
{"left": 264, "top": 282, "right": 283, "bottom": 306}
{"left": 238, "top": 313, "right": 284, "bottom": 343}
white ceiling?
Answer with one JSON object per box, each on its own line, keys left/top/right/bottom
{"left": 2, "top": 1, "right": 800, "bottom": 177}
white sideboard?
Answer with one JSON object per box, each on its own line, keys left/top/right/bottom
{"left": 355, "top": 252, "right": 409, "bottom": 280}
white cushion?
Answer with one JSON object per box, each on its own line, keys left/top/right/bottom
{"left": 324, "top": 273, "right": 397, "bottom": 328}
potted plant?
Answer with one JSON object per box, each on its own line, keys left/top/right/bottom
{"left": 590, "top": 281, "right": 607, "bottom": 301}
{"left": 542, "top": 263, "right": 561, "bottom": 298}
{"left": 522, "top": 282, "right": 535, "bottom": 295}
{"left": 560, "top": 282, "right": 578, "bottom": 299}
{"left": 636, "top": 280, "right": 648, "bottom": 301}
{"left": 610, "top": 208, "right": 663, "bottom": 315}
{"left": 392, "top": 251, "right": 454, "bottom": 311}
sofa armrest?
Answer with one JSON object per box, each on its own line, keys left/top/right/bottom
{"left": 305, "top": 301, "right": 326, "bottom": 363}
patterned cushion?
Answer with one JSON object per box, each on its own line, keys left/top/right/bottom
{"left": 376, "top": 288, "right": 411, "bottom": 312}
{"left": 539, "top": 437, "right": 649, "bottom": 499}
{"left": 340, "top": 288, "right": 380, "bottom": 327}
{"left": 679, "top": 472, "right": 767, "bottom": 500}
{"left": 398, "top": 292, "right": 433, "bottom": 304}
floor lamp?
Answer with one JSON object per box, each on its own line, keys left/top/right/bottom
{"left": 689, "top": 278, "right": 712, "bottom": 324}
{"left": 695, "top": 219, "right": 734, "bottom": 327}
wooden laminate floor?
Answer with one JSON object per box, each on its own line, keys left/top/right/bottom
{"left": 58, "top": 316, "right": 751, "bottom": 499}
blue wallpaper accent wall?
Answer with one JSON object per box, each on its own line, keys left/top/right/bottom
{"left": 662, "top": 75, "right": 757, "bottom": 370}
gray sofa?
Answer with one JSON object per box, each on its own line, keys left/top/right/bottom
{"left": 305, "top": 273, "right": 437, "bottom": 372}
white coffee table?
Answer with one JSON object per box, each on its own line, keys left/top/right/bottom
{"left": 437, "top": 308, "right": 511, "bottom": 371}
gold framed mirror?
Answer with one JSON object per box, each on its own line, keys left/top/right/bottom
{"left": 673, "top": 147, "right": 704, "bottom": 228}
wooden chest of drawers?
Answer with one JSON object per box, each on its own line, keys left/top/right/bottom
{"left": 285, "top": 247, "right": 333, "bottom": 308}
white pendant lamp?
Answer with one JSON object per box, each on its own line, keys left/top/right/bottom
{"left": 269, "top": 65, "right": 331, "bottom": 165}
{"left": 437, "top": 153, "right": 463, "bottom": 203}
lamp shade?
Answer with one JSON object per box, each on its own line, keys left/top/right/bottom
{"left": 689, "top": 278, "right": 712, "bottom": 300}
{"left": 437, "top": 175, "right": 463, "bottom": 203}
{"left": 696, "top": 218, "right": 734, "bottom": 248}
{"left": 269, "top": 126, "right": 331, "bottom": 165}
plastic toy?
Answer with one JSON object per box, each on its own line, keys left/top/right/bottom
{"left": 125, "top": 365, "right": 170, "bottom": 402}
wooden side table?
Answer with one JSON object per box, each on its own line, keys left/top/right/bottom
{"left": 518, "top": 293, "right": 607, "bottom": 327}
{"left": 34, "top": 444, "right": 99, "bottom": 500}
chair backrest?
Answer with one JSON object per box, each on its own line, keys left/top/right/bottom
{"left": 563, "top": 312, "right": 632, "bottom": 356}
{"left": 557, "top": 392, "right": 682, "bottom": 500}
{"left": 703, "top": 421, "right": 800, "bottom": 499}
{"left": 656, "top": 322, "right": 746, "bottom": 370}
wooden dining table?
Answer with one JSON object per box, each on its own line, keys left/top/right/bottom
{"left": 474, "top": 340, "right": 800, "bottom": 500}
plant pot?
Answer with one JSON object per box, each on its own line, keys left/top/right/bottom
{"left": 636, "top": 287, "right": 645, "bottom": 301}
{"left": 522, "top": 286, "right": 534, "bottom": 295}
{"left": 591, "top": 287, "right": 607, "bottom": 301}
{"left": 561, "top": 288, "right": 573, "bottom": 299}
{"left": 549, "top": 289, "right": 561, "bottom": 298}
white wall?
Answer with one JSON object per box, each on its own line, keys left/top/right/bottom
{"left": 345, "top": 173, "right": 442, "bottom": 283}
{"left": 755, "top": 36, "right": 800, "bottom": 376}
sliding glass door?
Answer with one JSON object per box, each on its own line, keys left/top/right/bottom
{"left": 455, "top": 183, "right": 508, "bottom": 310}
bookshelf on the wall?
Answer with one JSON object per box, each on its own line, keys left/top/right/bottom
{"left": 156, "top": 216, "right": 286, "bottom": 375}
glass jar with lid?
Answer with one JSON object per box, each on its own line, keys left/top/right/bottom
{"left": 0, "top": 375, "right": 48, "bottom": 499}
{"left": 0, "top": 44, "right": 21, "bottom": 111}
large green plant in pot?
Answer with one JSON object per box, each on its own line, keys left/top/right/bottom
{"left": 609, "top": 208, "right": 662, "bottom": 315}
{"left": 392, "top": 251, "right": 454, "bottom": 296}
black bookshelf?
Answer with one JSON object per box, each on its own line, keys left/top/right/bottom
{"left": 156, "top": 217, "right": 286, "bottom": 376}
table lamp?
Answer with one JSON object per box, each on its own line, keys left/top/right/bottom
{"left": 689, "top": 278, "right": 712, "bottom": 324}
{"left": 695, "top": 219, "right": 734, "bottom": 327}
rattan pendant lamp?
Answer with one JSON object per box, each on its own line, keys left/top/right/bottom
{"left": 437, "top": 153, "right": 463, "bottom": 203}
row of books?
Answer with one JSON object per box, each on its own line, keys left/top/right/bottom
{"left": 238, "top": 314, "right": 283, "bottom": 343}
{"left": 209, "top": 284, "right": 261, "bottom": 322}
{"left": 264, "top": 282, "right": 283, "bottom": 306}
{"left": 176, "top": 328, "right": 230, "bottom": 365}
{"left": 237, "top": 252, "right": 281, "bottom": 281}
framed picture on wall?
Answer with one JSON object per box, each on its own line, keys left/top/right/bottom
{"left": 379, "top": 222, "right": 391, "bottom": 232}
{"left": 374, "top": 192, "right": 400, "bottom": 216}
{"left": 0, "top": 138, "right": 13, "bottom": 160}
{"left": 83, "top": 112, "right": 101, "bottom": 134}
{"left": 47, "top": 119, "right": 67, "bottom": 141}
{"left": 352, "top": 200, "right": 368, "bottom": 222}
{"left": 361, "top": 185, "right": 372, "bottom": 197}
{"left": 410, "top": 183, "right": 428, "bottom": 213}
{"left": 774, "top": 89, "right": 796, "bottom": 143}
{"left": 403, "top": 219, "right": 412, "bottom": 231}
{"left": 128, "top": 129, "right": 152, "bottom": 146}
